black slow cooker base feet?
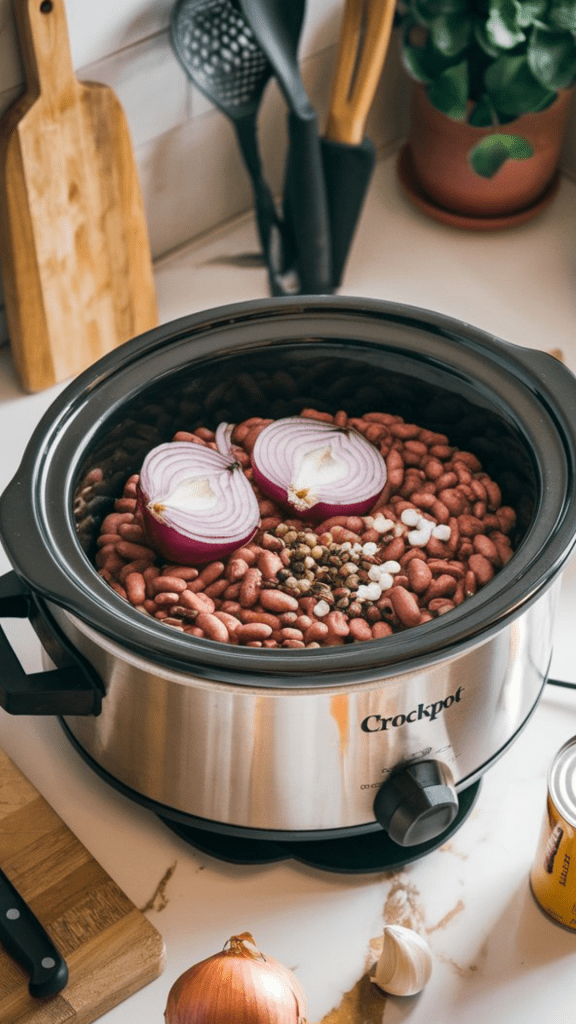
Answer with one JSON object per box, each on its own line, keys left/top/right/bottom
{"left": 158, "top": 780, "right": 481, "bottom": 873}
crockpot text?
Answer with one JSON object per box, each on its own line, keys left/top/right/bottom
{"left": 361, "top": 686, "right": 465, "bottom": 732}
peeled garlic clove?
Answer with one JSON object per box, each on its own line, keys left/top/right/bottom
{"left": 371, "top": 925, "right": 432, "bottom": 997}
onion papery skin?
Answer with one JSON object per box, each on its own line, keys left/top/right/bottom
{"left": 138, "top": 441, "right": 260, "bottom": 566}
{"left": 164, "top": 934, "right": 307, "bottom": 1024}
{"left": 252, "top": 416, "right": 387, "bottom": 522}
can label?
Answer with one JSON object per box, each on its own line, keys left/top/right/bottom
{"left": 531, "top": 793, "right": 576, "bottom": 929}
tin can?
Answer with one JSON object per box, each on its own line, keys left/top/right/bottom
{"left": 530, "top": 736, "right": 576, "bottom": 930}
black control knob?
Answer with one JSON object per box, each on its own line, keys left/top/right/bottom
{"left": 374, "top": 760, "right": 459, "bottom": 847}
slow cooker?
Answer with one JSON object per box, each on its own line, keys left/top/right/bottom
{"left": 1, "top": 296, "right": 576, "bottom": 873}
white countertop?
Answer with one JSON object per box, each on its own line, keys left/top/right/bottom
{"left": 2, "top": 149, "right": 576, "bottom": 1024}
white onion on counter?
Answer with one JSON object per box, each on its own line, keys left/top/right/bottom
{"left": 164, "top": 932, "right": 308, "bottom": 1024}
{"left": 138, "top": 429, "right": 260, "bottom": 565}
{"left": 252, "top": 416, "right": 387, "bottom": 521}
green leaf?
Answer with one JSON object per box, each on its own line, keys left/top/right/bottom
{"left": 474, "top": 19, "right": 505, "bottom": 56}
{"left": 515, "top": 0, "right": 547, "bottom": 27}
{"left": 427, "top": 60, "right": 469, "bottom": 118}
{"left": 401, "top": 21, "right": 458, "bottom": 82}
{"left": 469, "top": 93, "right": 498, "bottom": 125}
{"left": 549, "top": 0, "right": 576, "bottom": 31}
{"left": 486, "top": 0, "right": 527, "bottom": 49}
{"left": 468, "top": 133, "right": 534, "bottom": 176}
{"left": 431, "top": 12, "right": 472, "bottom": 54}
{"left": 484, "top": 53, "right": 557, "bottom": 114}
{"left": 528, "top": 25, "right": 576, "bottom": 88}
{"left": 411, "top": 0, "right": 468, "bottom": 27}
{"left": 402, "top": 42, "right": 434, "bottom": 81}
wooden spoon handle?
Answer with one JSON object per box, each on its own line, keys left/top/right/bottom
{"left": 14, "top": 0, "right": 77, "bottom": 103}
{"left": 325, "top": 0, "right": 396, "bottom": 146}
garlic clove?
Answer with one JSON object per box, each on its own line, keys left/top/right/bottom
{"left": 371, "top": 925, "right": 432, "bottom": 997}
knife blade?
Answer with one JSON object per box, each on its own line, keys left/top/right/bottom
{"left": 0, "top": 864, "right": 68, "bottom": 998}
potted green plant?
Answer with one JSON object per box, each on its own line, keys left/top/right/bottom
{"left": 396, "top": 0, "right": 576, "bottom": 221}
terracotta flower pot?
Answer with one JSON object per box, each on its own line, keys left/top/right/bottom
{"left": 406, "top": 84, "right": 574, "bottom": 218}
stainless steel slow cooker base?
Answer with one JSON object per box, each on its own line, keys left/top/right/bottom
{"left": 59, "top": 710, "right": 482, "bottom": 872}
{"left": 3, "top": 297, "right": 576, "bottom": 850}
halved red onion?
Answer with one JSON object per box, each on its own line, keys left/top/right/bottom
{"left": 138, "top": 435, "right": 260, "bottom": 565}
{"left": 252, "top": 416, "right": 387, "bottom": 521}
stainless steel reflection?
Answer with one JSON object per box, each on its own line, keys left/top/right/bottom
{"left": 52, "top": 585, "right": 555, "bottom": 835}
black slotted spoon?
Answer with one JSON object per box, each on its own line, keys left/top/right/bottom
{"left": 170, "top": 0, "right": 296, "bottom": 294}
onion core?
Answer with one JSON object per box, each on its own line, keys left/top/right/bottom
{"left": 164, "top": 932, "right": 307, "bottom": 1024}
{"left": 252, "top": 416, "right": 387, "bottom": 520}
{"left": 138, "top": 435, "right": 260, "bottom": 565}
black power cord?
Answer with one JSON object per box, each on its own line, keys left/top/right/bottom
{"left": 548, "top": 679, "right": 576, "bottom": 690}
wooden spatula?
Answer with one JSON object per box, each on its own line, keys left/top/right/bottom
{"left": 0, "top": 0, "right": 158, "bottom": 393}
{"left": 321, "top": 0, "right": 396, "bottom": 287}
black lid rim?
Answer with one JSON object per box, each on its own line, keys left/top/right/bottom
{"left": 2, "top": 296, "right": 576, "bottom": 685}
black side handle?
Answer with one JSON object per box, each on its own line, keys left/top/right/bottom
{"left": 0, "top": 571, "right": 102, "bottom": 716}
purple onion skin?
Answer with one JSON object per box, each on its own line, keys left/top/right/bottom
{"left": 137, "top": 486, "right": 258, "bottom": 566}
{"left": 252, "top": 465, "right": 381, "bottom": 523}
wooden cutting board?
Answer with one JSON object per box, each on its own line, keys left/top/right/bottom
{"left": 0, "top": 749, "right": 165, "bottom": 1024}
{"left": 0, "top": 0, "right": 158, "bottom": 393}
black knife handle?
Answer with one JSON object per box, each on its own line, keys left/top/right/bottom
{"left": 0, "top": 865, "right": 68, "bottom": 998}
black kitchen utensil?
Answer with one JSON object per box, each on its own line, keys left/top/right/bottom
{"left": 170, "top": 0, "right": 292, "bottom": 295}
{"left": 239, "top": 0, "right": 333, "bottom": 294}
{"left": 322, "top": 0, "right": 396, "bottom": 287}
{"left": 0, "top": 864, "right": 68, "bottom": 998}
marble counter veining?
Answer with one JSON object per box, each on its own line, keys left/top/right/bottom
{"left": 1, "top": 150, "right": 576, "bottom": 1023}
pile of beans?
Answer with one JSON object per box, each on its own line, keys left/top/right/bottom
{"left": 93, "top": 408, "right": 517, "bottom": 648}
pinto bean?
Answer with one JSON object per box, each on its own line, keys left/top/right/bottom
{"left": 116, "top": 540, "right": 156, "bottom": 562}
{"left": 214, "top": 611, "right": 242, "bottom": 635}
{"left": 101, "top": 512, "right": 134, "bottom": 534}
{"left": 230, "top": 546, "right": 258, "bottom": 564}
{"left": 468, "top": 553, "right": 495, "bottom": 586}
{"left": 204, "top": 578, "right": 229, "bottom": 599}
{"left": 162, "top": 566, "right": 199, "bottom": 581}
{"left": 438, "top": 489, "right": 466, "bottom": 515}
{"left": 259, "top": 590, "right": 299, "bottom": 613}
{"left": 239, "top": 568, "right": 263, "bottom": 607}
{"left": 380, "top": 536, "right": 406, "bottom": 561}
{"left": 325, "top": 611, "right": 350, "bottom": 637}
{"left": 386, "top": 448, "right": 405, "bottom": 490}
{"left": 114, "top": 498, "right": 137, "bottom": 513}
{"left": 496, "top": 506, "right": 517, "bottom": 533}
{"left": 154, "top": 591, "right": 180, "bottom": 606}
{"left": 304, "top": 621, "right": 329, "bottom": 643}
{"left": 237, "top": 622, "right": 274, "bottom": 642}
{"left": 372, "top": 621, "right": 394, "bottom": 639}
{"left": 151, "top": 575, "right": 187, "bottom": 595}
{"left": 226, "top": 558, "right": 250, "bottom": 582}
{"left": 407, "top": 558, "right": 433, "bottom": 594}
{"left": 125, "top": 572, "right": 146, "bottom": 605}
{"left": 199, "top": 561, "right": 225, "bottom": 586}
{"left": 485, "top": 479, "right": 502, "bottom": 511}
{"left": 473, "top": 534, "right": 500, "bottom": 563}
{"left": 348, "top": 618, "right": 373, "bottom": 641}
{"left": 457, "top": 514, "right": 485, "bottom": 537}
{"left": 239, "top": 608, "right": 281, "bottom": 629}
{"left": 389, "top": 587, "right": 421, "bottom": 628}
{"left": 117, "top": 522, "right": 147, "bottom": 543}
{"left": 194, "top": 612, "right": 230, "bottom": 642}
{"left": 180, "top": 589, "right": 216, "bottom": 614}
{"left": 258, "top": 550, "right": 283, "bottom": 578}
{"left": 280, "top": 627, "right": 304, "bottom": 642}
{"left": 424, "top": 574, "right": 458, "bottom": 600}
